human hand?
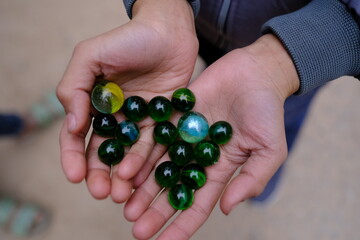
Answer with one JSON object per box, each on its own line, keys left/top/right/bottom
{"left": 123, "top": 34, "right": 300, "bottom": 239}
{"left": 56, "top": 0, "right": 198, "bottom": 202}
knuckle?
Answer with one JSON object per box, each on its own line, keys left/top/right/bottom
{"left": 73, "top": 40, "right": 89, "bottom": 55}
{"left": 252, "top": 181, "right": 266, "bottom": 197}
{"left": 190, "top": 202, "right": 208, "bottom": 219}
{"left": 56, "top": 84, "right": 68, "bottom": 105}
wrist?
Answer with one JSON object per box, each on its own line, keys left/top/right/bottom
{"left": 130, "top": 0, "right": 197, "bottom": 40}
{"left": 133, "top": 0, "right": 195, "bottom": 27}
{"left": 246, "top": 34, "right": 300, "bottom": 100}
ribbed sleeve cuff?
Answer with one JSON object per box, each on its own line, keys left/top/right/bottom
{"left": 123, "top": 0, "right": 200, "bottom": 19}
{"left": 261, "top": 0, "right": 360, "bottom": 95}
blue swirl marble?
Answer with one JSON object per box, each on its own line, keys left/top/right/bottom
{"left": 115, "top": 120, "right": 140, "bottom": 145}
{"left": 177, "top": 111, "right": 209, "bottom": 143}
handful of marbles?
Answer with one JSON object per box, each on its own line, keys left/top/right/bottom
{"left": 90, "top": 81, "right": 233, "bottom": 210}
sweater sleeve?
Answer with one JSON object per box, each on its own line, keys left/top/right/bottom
{"left": 261, "top": 0, "right": 360, "bottom": 95}
{"left": 341, "top": 0, "right": 360, "bottom": 23}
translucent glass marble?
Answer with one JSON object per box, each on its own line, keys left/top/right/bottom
{"left": 168, "top": 141, "right": 193, "bottom": 166}
{"left": 115, "top": 120, "right": 140, "bottom": 146}
{"left": 177, "top": 111, "right": 209, "bottom": 143}
{"left": 91, "top": 81, "right": 124, "bottom": 114}
{"left": 155, "top": 161, "right": 181, "bottom": 188}
{"left": 194, "top": 140, "right": 220, "bottom": 167}
{"left": 209, "top": 121, "right": 233, "bottom": 144}
{"left": 180, "top": 163, "right": 206, "bottom": 190}
{"left": 98, "top": 139, "right": 124, "bottom": 166}
{"left": 122, "top": 96, "right": 148, "bottom": 122}
{"left": 168, "top": 184, "right": 194, "bottom": 210}
{"left": 148, "top": 96, "right": 173, "bottom": 122}
{"left": 171, "top": 88, "right": 196, "bottom": 112}
{"left": 153, "top": 121, "right": 178, "bottom": 145}
{"left": 92, "top": 113, "right": 118, "bottom": 137}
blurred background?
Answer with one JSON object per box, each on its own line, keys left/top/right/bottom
{"left": 0, "top": 0, "right": 359, "bottom": 239}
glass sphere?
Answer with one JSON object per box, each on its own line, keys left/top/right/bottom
{"left": 153, "top": 121, "right": 178, "bottom": 145}
{"left": 155, "top": 161, "right": 181, "bottom": 188}
{"left": 194, "top": 140, "right": 220, "bottom": 167}
{"left": 122, "top": 96, "right": 148, "bottom": 122}
{"left": 98, "top": 139, "right": 124, "bottom": 166}
{"left": 209, "top": 121, "right": 233, "bottom": 144}
{"left": 168, "top": 184, "right": 194, "bottom": 210}
{"left": 148, "top": 96, "right": 173, "bottom": 122}
{"left": 115, "top": 120, "right": 140, "bottom": 146}
{"left": 92, "top": 113, "right": 118, "bottom": 137}
{"left": 177, "top": 111, "right": 209, "bottom": 143}
{"left": 168, "top": 141, "right": 194, "bottom": 166}
{"left": 180, "top": 163, "right": 206, "bottom": 190}
{"left": 171, "top": 88, "right": 196, "bottom": 112}
{"left": 91, "top": 81, "right": 124, "bottom": 114}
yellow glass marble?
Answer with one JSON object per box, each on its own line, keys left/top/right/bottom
{"left": 91, "top": 81, "right": 125, "bottom": 114}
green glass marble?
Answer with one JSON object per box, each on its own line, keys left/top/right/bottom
{"left": 180, "top": 163, "right": 206, "bottom": 190}
{"left": 153, "top": 121, "right": 178, "bottom": 145}
{"left": 122, "top": 96, "right": 148, "bottom": 122}
{"left": 209, "top": 121, "right": 233, "bottom": 144}
{"left": 168, "top": 184, "right": 194, "bottom": 210}
{"left": 155, "top": 161, "right": 181, "bottom": 188}
{"left": 168, "top": 141, "right": 193, "bottom": 166}
{"left": 148, "top": 96, "right": 173, "bottom": 122}
{"left": 177, "top": 111, "right": 209, "bottom": 143}
{"left": 194, "top": 140, "right": 220, "bottom": 167}
{"left": 115, "top": 120, "right": 140, "bottom": 146}
{"left": 91, "top": 81, "right": 124, "bottom": 114}
{"left": 98, "top": 139, "right": 124, "bottom": 166}
{"left": 171, "top": 88, "right": 196, "bottom": 112}
{"left": 92, "top": 113, "right": 118, "bottom": 137}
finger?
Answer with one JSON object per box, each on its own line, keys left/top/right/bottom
{"left": 220, "top": 147, "right": 287, "bottom": 215}
{"left": 59, "top": 117, "right": 91, "bottom": 183}
{"left": 155, "top": 162, "right": 235, "bottom": 240}
{"left": 117, "top": 125, "right": 156, "bottom": 180}
{"left": 110, "top": 163, "right": 134, "bottom": 203}
{"left": 85, "top": 132, "right": 112, "bottom": 199}
{"left": 56, "top": 41, "right": 99, "bottom": 134}
{"left": 132, "top": 142, "right": 168, "bottom": 188}
{"left": 132, "top": 189, "right": 176, "bottom": 240}
{"left": 123, "top": 155, "right": 168, "bottom": 222}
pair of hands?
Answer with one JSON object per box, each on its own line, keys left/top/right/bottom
{"left": 57, "top": 0, "right": 299, "bottom": 239}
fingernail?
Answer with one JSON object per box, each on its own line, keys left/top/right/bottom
{"left": 67, "top": 113, "right": 76, "bottom": 132}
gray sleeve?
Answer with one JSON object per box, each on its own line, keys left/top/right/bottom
{"left": 261, "top": 0, "right": 360, "bottom": 95}
{"left": 340, "top": 0, "right": 360, "bottom": 23}
{"left": 123, "top": 0, "right": 200, "bottom": 19}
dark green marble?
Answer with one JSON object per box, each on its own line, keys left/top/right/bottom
{"left": 209, "top": 121, "right": 233, "bottom": 144}
{"left": 194, "top": 140, "right": 220, "bottom": 167}
{"left": 98, "top": 139, "right": 124, "bottom": 166}
{"left": 153, "top": 121, "right": 178, "bottom": 145}
{"left": 115, "top": 120, "right": 140, "bottom": 146}
{"left": 168, "top": 141, "right": 193, "bottom": 166}
{"left": 122, "top": 96, "right": 148, "bottom": 122}
{"left": 91, "top": 81, "right": 124, "bottom": 114}
{"left": 180, "top": 163, "right": 206, "bottom": 190}
{"left": 92, "top": 113, "right": 118, "bottom": 137}
{"left": 155, "top": 161, "right": 181, "bottom": 188}
{"left": 148, "top": 96, "right": 173, "bottom": 122}
{"left": 168, "top": 184, "right": 194, "bottom": 210}
{"left": 171, "top": 88, "right": 196, "bottom": 112}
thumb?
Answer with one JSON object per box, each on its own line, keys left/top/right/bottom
{"left": 220, "top": 145, "right": 287, "bottom": 215}
{"left": 57, "top": 42, "right": 100, "bottom": 134}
